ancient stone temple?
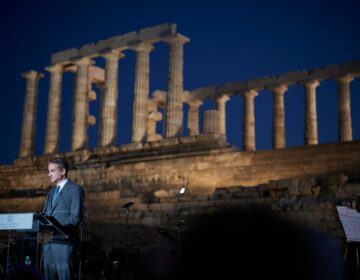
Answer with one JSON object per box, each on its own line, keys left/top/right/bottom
{"left": 1, "top": 23, "right": 360, "bottom": 277}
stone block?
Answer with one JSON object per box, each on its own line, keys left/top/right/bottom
{"left": 51, "top": 48, "right": 78, "bottom": 64}
{"left": 299, "top": 184, "right": 312, "bottom": 196}
{"left": 299, "top": 177, "right": 318, "bottom": 188}
{"left": 311, "top": 186, "right": 321, "bottom": 197}
{"left": 139, "top": 23, "right": 176, "bottom": 41}
{"left": 327, "top": 174, "right": 348, "bottom": 186}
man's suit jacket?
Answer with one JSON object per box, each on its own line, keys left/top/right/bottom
{"left": 43, "top": 179, "right": 84, "bottom": 242}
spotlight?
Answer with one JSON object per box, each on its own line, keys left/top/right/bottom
{"left": 179, "top": 187, "right": 186, "bottom": 195}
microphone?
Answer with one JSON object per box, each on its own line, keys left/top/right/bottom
{"left": 176, "top": 219, "right": 186, "bottom": 230}
{"left": 11, "top": 185, "right": 48, "bottom": 212}
{"left": 35, "top": 184, "right": 51, "bottom": 194}
{"left": 122, "top": 202, "right": 134, "bottom": 209}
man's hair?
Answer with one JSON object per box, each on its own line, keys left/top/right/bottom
{"left": 49, "top": 157, "right": 69, "bottom": 176}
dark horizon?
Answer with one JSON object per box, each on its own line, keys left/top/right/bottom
{"left": 1, "top": 0, "right": 360, "bottom": 165}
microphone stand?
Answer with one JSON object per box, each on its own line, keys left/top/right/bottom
{"left": 176, "top": 219, "right": 186, "bottom": 258}
{"left": 122, "top": 202, "right": 134, "bottom": 280}
{"left": 5, "top": 184, "right": 49, "bottom": 275}
{"left": 11, "top": 185, "right": 47, "bottom": 212}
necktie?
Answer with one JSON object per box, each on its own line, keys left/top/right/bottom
{"left": 52, "top": 186, "right": 60, "bottom": 205}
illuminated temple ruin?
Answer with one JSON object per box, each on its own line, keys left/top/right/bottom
{"left": 1, "top": 24, "right": 360, "bottom": 263}
{"left": 18, "top": 23, "right": 357, "bottom": 156}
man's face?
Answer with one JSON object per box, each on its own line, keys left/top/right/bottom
{"left": 48, "top": 162, "right": 66, "bottom": 184}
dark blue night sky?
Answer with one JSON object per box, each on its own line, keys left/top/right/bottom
{"left": 1, "top": 0, "right": 359, "bottom": 165}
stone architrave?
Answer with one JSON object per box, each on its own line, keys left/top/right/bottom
{"left": 216, "top": 95, "right": 230, "bottom": 139}
{"left": 99, "top": 51, "right": 124, "bottom": 147}
{"left": 164, "top": 34, "right": 189, "bottom": 138}
{"left": 188, "top": 100, "right": 203, "bottom": 136}
{"left": 336, "top": 75, "right": 353, "bottom": 142}
{"left": 71, "top": 58, "right": 91, "bottom": 151}
{"left": 242, "top": 90, "right": 258, "bottom": 151}
{"left": 131, "top": 43, "right": 153, "bottom": 143}
{"left": 302, "top": 80, "right": 320, "bottom": 145}
{"left": 44, "top": 64, "right": 63, "bottom": 154}
{"left": 19, "top": 71, "right": 44, "bottom": 157}
{"left": 270, "top": 85, "right": 288, "bottom": 149}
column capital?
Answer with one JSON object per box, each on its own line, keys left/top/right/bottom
{"left": 269, "top": 85, "right": 288, "bottom": 95}
{"left": 130, "top": 42, "right": 154, "bottom": 53}
{"left": 189, "top": 99, "right": 203, "bottom": 108}
{"left": 101, "top": 50, "right": 125, "bottom": 60}
{"left": 72, "top": 57, "right": 93, "bottom": 66}
{"left": 242, "top": 90, "right": 258, "bottom": 99}
{"left": 164, "top": 34, "right": 190, "bottom": 45}
{"left": 45, "top": 64, "right": 64, "bottom": 74}
{"left": 301, "top": 80, "right": 320, "bottom": 88}
{"left": 216, "top": 95, "right": 230, "bottom": 104}
{"left": 335, "top": 74, "right": 354, "bottom": 83}
{"left": 21, "top": 70, "right": 44, "bottom": 80}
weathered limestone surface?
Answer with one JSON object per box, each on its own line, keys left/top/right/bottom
{"left": 1, "top": 140, "right": 359, "bottom": 251}
{"left": 3, "top": 139, "right": 360, "bottom": 192}
{"left": 336, "top": 75, "right": 353, "bottom": 142}
{"left": 44, "top": 65, "right": 63, "bottom": 154}
{"left": 303, "top": 80, "right": 319, "bottom": 145}
{"left": 131, "top": 43, "right": 153, "bottom": 142}
{"left": 71, "top": 58, "right": 92, "bottom": 150}
{"left": 99, "top": 51, "right": 124, "bottom": 146}
{"left": 190, "top": 61, "right": 360, "bottom": 101}
{"left": 51, "top": 23, "right": 177, "bottom": 64}
{"left": 271, "top": 85, "right": 287, "bottom": 148}
{"left": 19, "top": 71, "right": 43, "bottom": 157}
{"left": 164, "top": 35, "right": 189, "bottom": 138}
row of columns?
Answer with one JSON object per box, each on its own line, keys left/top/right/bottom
{"left": 19, "top": 35, "right": 191, "bottom": 157}
{"left": 19, "top": 61, "right": 355, "bottom": 157}
{"left": 238, "top": 76, "right": 353, "bottom": 151}
{"left": 19, "top": 65, "right": 355, "bottom": 157}
{"left": 190, "top": 75, "right": 354, "bottom": 152}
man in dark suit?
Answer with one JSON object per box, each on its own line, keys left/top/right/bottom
{"left": 42, "top": 157, "right": 84, "bottom": 280}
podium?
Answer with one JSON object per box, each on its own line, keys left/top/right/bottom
{"left": 336, "top": 205, "right": 360, "bottom": 278}
{"left": 0, "top": 212, "right": 68, "bottom": 275}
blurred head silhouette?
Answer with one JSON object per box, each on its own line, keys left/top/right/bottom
{"left": 175, "top": 207, "right": 344, "bottom": 280}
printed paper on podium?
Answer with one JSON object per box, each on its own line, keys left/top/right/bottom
{"left": 336, "top": 206, "right": 360, "bottom": 243}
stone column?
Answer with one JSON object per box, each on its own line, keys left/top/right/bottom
{"left": 216, "top": 95, "right": 230, "bottom": 139}
{"left": 188, "top": 100, "right": 202, "bottom": 136}
{"left": 71, "top": 58, "right": 91, "bottom": 151}
{"left": 303, "top": 80, "right": 320, "bottom": 145}
{"left": 203, "top": 110, "right": 220, "bottom": 134}
{"left": 242, "top": 90, "right": 258, "bottom": 151}
{"left": 99, "top": 51, "right": 124, "bottom": 147}
{"left": 336, "top": 75, "right": 353, "bottom": 142}
{"left": 19, "top": 71, "right": 44, "bottom": 157}
{"left": 270, "top": 85, "right": 288, "bottom": 149}
{"left": 44, "top": 64, "right": 63, "bottom": 154}
{"left": 164, "top": 34, "right": 189, "bottom": 138}
{"left": 131, "top": 43, "right": 153, "bottom": 143}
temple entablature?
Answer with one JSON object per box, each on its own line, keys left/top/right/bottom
{"left": 191, "top": 61, "right": 360, "bottom": 100}
{"left": 51, "top": 23, "right": 178, "bottom": 64}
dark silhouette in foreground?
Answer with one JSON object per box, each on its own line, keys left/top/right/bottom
{"left": 134, "top": 208, "right": 345, "bottom": 280}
